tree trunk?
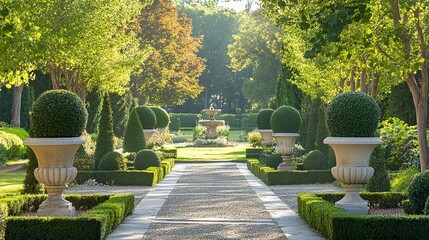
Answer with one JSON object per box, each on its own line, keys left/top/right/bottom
{"left": 349, "top": 69, "right": 356, "bottom": 91}
{"left": 11, "top": 84, "right": 24, "bottom": 127}
{"left": 370, "top": 73, "right": 380, "bottom": 99}
{"left": 360, "top": 68, "right": 367, "bottom": 94}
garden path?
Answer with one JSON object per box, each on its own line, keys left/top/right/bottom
{"left": 106, "top": 163, "right": 326, "bottom": 240}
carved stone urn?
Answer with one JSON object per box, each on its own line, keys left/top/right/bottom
{"left": 273, "top": 133, "right": 300, "bottom": 170}
{"left": 258, "top": 129, "right": 273, "bottom": 145}
{"left": 256, "top": 109, "right": 274, "bottom": 145}
{"left": 25, "top": 137, "right": 84, "bottom": 216}
{"left": 143, "top": 129, "right": 157, "bottom": 143}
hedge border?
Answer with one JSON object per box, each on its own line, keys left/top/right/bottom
{"left": 77, "top": 158, "right": 175, "bottom": 186}
{"left": 2, "top": 194, "right": 134, "bottom": 240}
{"left": 247, "top": 159, "right": 334, "bottom": 185}
{"left": 245, "top": 148, "right": 263, "bottom": 158}
{"left": 298, "top": 192, "right": 428, "bottom": 240}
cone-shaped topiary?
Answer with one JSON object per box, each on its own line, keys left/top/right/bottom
{"left": 303, "top": 150, "right": 330, "bottom": 170}
{"left": 123, "top": 109, "right": 146, "bottom": 153}
{"left": 326, "top": 92, "right": 380, "bottom": 137}
{"left": 22, "top": 147, "right": 43, "bottom": 194}
{"left": 257, "top": 109, "right": 274, "bottom": 129}
{"left": 98, "top": 151, "right": 126, "bottom": 170}
{"left": 408, "top": 171, "right": 429, "bottom": 214}
{"left": 94, "top": 95, "right": 115, "bottom": 170}
{"left": 135, "top": 106, "right": 156, "bottom": 129}
{"left": 365, "top": 146, "right": 390, "bottom": 192}
{"left": 270, "top": 105, "right": 301, "bottom": 133}
{"left": 30, "top": 90, "right": 87, "bottom": 137}
{"left": 150, "top": 106, "right": 170, "bottom": 128}
{"left": 134, "top": 149, "right": 161, "bottom": 170}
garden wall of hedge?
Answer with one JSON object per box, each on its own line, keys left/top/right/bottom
{"left": 298, "top": 192, "right": 428, "bottom": 240}
{"left": 1, "top": 194, "right": 134, "bottom": 240}
{"left": 247, "top": 159, "right": 334, "bottom": 185}
{"left": 76, "top": 158, "right": 175, "bottom": 186}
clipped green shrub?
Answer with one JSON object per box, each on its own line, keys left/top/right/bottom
{"left": 424, "top": 197, "right": 429, "bottom": 215}
{"left": 270, "top": 105, "right": 301, "bottom": 133}
{"left": 303, "top": 150, "right": 330, "bottom": 170}
{"left": 391, "top": 167, "right": 419, "bottom": 192}
{"left": 94, "top": 95, "right": 115, "bottom": 170}
{"left": 135, "top": 149, "right": 161, "bottom": 170}
{"left": 150, "top": 106, "right": 170, "bottom": 128}
{"left": 22, "top": 147, "right": 43, "bottom": 194}
{"left": 169, "top": 113, "right": 199, "bottom": 127}
{"left": 0, "top": 127, "right": 29, "bottom": 140}
{"left": 169, "top": 114, "right": 180, "bottom": 131}
{"left": 262, "top": 153, "right": 283, "bottom": 169}
{"left": 326, "top": 91, "right": 380, "bottom": 137}
{"left": 246, "top": 148, "right": 263, "bottom": 158}
{"left": 135, "top": 106, "right": 156, "bottom": 129}
{"left": 408, "top": 171, "right": 429, "bottom": 214}
{"left": 241, "top": 113, "right": 258, "bottom": 130}
{"left": 257, "top": 109, "right": 274, "bottom": 129}
{"left": 365, "top": 146, "right": 390, "bottom": 192}
{"left": 217, "top": 114, "right": 241, "bottom": 127}
{"left": 98, "top": 151, "right": 126, "bottom": 171}
{"left": 30, "top": 90, "right": 87, "bottom": 137}
{"left": 0, "top": 131, "right": 25, "bottom": 162}
{"left": 123, "top": 109, "right": 146, "bottom": 153}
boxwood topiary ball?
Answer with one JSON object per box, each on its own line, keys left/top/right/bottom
{"left": 98, "top": 151, "right": 127, "bottom": 170}
{"left": 327, "top": 92, "right": 380, "bottom": 137}
{"left": 30, "top": 90, "right": 88, "bottom": 137}
{"left": 303, "top": 150, "right": 330, "bottom": 170}
{"left": 135, "top": 106, "right": 157, "bottom": 129}
{"left": 150, "top": 106, "right": 170, "bottom": 128}
{"left": 270, "top": 105, "right": 301, "bottom": 133}
{"left": 408, "top": 171, "right": 429, "bottom": 214}
{"left": 134, "top": 149, "right": 161, "bottom": 170}
{"left": 257, "top": 109, "right": 274, "bottom": 129}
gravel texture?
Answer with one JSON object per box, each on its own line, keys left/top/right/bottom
{"left": 141, "top": 223, "right": 286, "bottom": 240}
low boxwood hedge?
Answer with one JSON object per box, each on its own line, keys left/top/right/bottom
{"left": 77, "top": 159, "right": 175, "bottom": 186}
{"left": 247, "top": 159, "right": 334, "bottom": 185}
{"left": 246, "top": 148, "right": 263, "bottom": 158}
{"left": 298, "top": 192, "right": 427, "bottom": 240}
{"left": 1, "top": 194, "right": 134, "bottom": 240}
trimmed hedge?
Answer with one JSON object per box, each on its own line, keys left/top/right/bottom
{"left": 77, "top": 159, "right": 175, "bottom": 186}
{"left": 298, "top": 192, "right": 427, "bottom": 240}
{"left": 247, "top": 159, "right": 334, "bottom": 185}
{"left": 246, "top": 148, "right": 263, "bottom": 158}
{"left": 170, "top": 113, "right": 199, "bottom": 128}
{"left": 161, "top": 147, "right": 177, "bottom": 159}
{"left": 2, "top": 194, "right": 133, "bottom": 240}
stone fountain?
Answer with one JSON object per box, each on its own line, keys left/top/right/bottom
{"left": 198, "top": 107, "right": 225, "bottom": 139}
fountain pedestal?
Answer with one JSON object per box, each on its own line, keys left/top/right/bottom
{"left": 198, "top": 107, "right": 225, "bottom": 139}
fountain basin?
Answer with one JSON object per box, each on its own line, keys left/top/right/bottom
{"left": 198, "top": 120, "right": 225, "bottom": 139}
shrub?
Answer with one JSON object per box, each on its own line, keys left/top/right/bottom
{"left": 262, "top": 153, "right": 283, "bottom": 169}
{"left": 246, "top": 148, "right": 263, "bottom": 158}
{"left": 326, "top": 91, "right": 380, "bottom": 137}
{"left": 257, "top": 109, "right": 274, "bottom": 129}
{"left": 21, "top": 148, "right": 43, "bottom": 194}
{"left": 303, "top": 150, "right": 330, "bottom": 170}
{"left": 134, "top": 149, "right": 161, "bottom": 170}
{"left": 193, "top": 125, "right": 206, "bottom": 139}
{"left": 270, "top": 105, "right": 301, "bottom": 133}
{"left": 216, "top": 125, "right": 230, "bottom": 138}
{"left": 241, "top": 113, "right": 258, "bottom": 130}
{"left": 169, "top": 114, "right": 180, "bottom": 131}
{"left": 30, "top": 90, "right": 87, "bottom": 137}
{"left": 0, "top": 127, "right": 29, "bottom": 140}
{"left": 365, "top": 146, "right": 390, "bottom": 192}
{"left": 150, "top": 106, "right": 170, "bottom": 128}
{"left": 94, "top": 95, "right": 115, "bottom": 170}
{"left": 217, "top": 114, "right": 241, "bottom": 127}
{"left": 391, "top": 167, "right": 419, "bottom": 192}
{"left": 135, "top": 106, "right": 156, "bottom": 129}
{"left": 98, "top": 151, "right": 126, "bottom": 171}
{"left": 74, "top": 131, "right": 96, "bottom": 171}
{"left": 169, "top": 113, "right": 199, "bottom": 127}
{"left": 0, "top": 131, "right": 25, "bottom": 162}
{"left": 123, "top": 109, "right": 146, "bottom": 153}
{"left": 247, "top": 131, "right": 261, "bottom": 147}
{"left": 408, "top": 171, "right": 429, "bottom": 214}
{"left": 424, "top": 197, "right": 429, "bottom": 215}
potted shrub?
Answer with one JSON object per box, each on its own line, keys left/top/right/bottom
{"left": 270, "top": 105, "right": 301, "bottom": 170}
{"left": 324, "top": 91, "right": 381, "bottom": 215}
{"left": 135, "top": 106, "right": 157, "bottom": 143}
{"left": 256, "top": 108, "right": 274, "bottom": 145}
{"left": 150, "top": 106, "right": 170, "bottom": 133}
{"left": 24, "top": 90, "right": 88, "bottom": 216}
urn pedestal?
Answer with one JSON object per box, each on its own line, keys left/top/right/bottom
{"left": 272, "top": 133, "right": 299, "bottom": 170}
{"left": 24, "top": 137, "right": 84, "bottom": 217}
{"left": 258, "top": 129, "right": 273, "bottom": 145}
{"left": 324, "top": 137, "right": 382, "bottom": 214}
{"left": 143, "top": 129, "right": 157, "bottom": 143}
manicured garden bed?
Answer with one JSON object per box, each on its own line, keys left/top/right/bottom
{"left": 0, "top": 194, "right": 134, "bottom": 240}
{"left": 76, "top": 158, "right": 175, "bottom": 186}
{"left": 245, "top": 148, "right": 263, "bottom": 158}
{"left": 247, "top": 159, "right": 334, "bottom": 185}
{"left": 298, "top": 192, "right": 429, "bottom": 240}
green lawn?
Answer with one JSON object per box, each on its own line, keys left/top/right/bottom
{"left": 0, "top": 172, "right": 25, "bottom": 195}
{"left": 176, "top": 144, "right": 249, "bottom": 161}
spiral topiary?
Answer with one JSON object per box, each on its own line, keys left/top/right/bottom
{"left": 150, "top": 106, "right": 170, "bottom": 129}
{"left": 257, "top": 109, "right": 274, "bottom": 129}
{"left": 326, "top": 92, "right": 380, "bottom": 137}
{"left": 408, "top": 171, "right": 429, "bottom": 214}
{"left": 135, "top": 106, "right": 156, "bottom": 129}
{"left": 134, "top": 149, "right": 161, "bottom": 170}
{"left": 303, "top": 150, "right": 330, "bottom": 170}
{"left": 98, "top": 151, "right": 126, "bottom": 170}
{"left": 270, "top": 105, "right": 301, "bottom": 133}
{"left": 30, "top": 90, "right": 87, "bottom": 137}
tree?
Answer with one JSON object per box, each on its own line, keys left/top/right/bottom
{"left": 228, "top": 10, "right": 283, "bottom": 107}
{"left": 93, "top": 95, "right": 114, "bottom": 170}
{"left": 134, "top": 0, "right": 205, "bottom": 106}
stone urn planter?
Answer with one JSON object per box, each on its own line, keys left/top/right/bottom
{"left": 135, "top": 106, "right": 157, "bottom": 143}
{"left": 143, "top": 129, "right": 157, "bottom": 142}
{"left": 25, "top": 137, "right": 84, "bottom": 216}
{"left": 24, "top": 90, "right": 88, "bottom": 216}
{"left": 270, "top": 105, "right": 302, "bottom": 171}
{"left": 150, "top": 106, "right": 170, "bottom": 136}
{"left": 256, "top": 109, "right": 274, "bottom": 145}
{"left": 324, "top": 91, "right": 381, "bottom": 214}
